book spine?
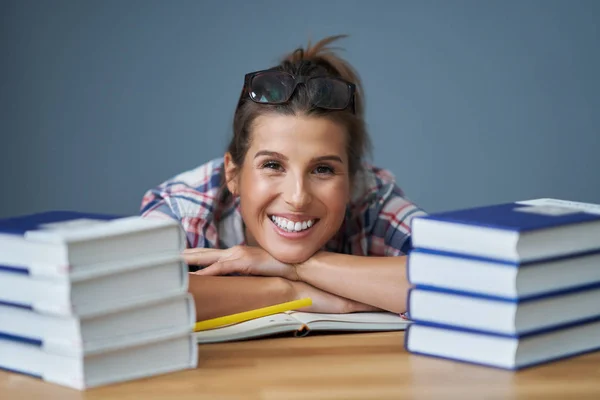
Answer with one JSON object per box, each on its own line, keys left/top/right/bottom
{"left": 0, "top": 263, "right": 70, "bottom": 279}
{"left": 24, "top": 216, "right": 180, "bottom": 244}
{"left": 0, "top": 236, "right": 68, "bottom": 265}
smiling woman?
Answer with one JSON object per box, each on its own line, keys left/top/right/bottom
{"left": 229, "top": 115, "right": 350, "bottom": 264}
{"left": 140, "top": 35, "right": 427, "bottom": 321}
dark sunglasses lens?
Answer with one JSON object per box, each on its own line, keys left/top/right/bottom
{"left": 308, "top": 78, "right": 351, "bottom": 109}
{"left": 249, "top": 73, "right": 294, "bottom": 103}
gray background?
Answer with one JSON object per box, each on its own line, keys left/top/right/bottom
{"left": 1, "top": 0, "right": 599, "bottom": 218}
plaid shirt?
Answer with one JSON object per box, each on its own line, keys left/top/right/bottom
{"left": 140, "top": 157, "right": 426, "bottom": 256}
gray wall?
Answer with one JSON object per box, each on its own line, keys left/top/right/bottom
{"left": 1, "top": 0, "right": 599, "bottom": 219}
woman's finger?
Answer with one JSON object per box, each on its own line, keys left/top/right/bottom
{"left": 192, "top": 260, "right": 242, "bottom": 276}
{"left": 183, "top": 249, "right": 224, "bottom": 266}
{"left": 183, "top": 248, "right": 222, "bottom": 254}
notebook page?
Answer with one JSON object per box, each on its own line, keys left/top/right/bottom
{"left": 195, "top": 313, "right": 303, "bottom": 344}
{"left": 287, "top": 311, "right": 410, "bottom": 331}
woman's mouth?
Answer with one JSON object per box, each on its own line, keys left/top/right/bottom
{"left": 269, "top": 215, "right": 319, "bottom": 233}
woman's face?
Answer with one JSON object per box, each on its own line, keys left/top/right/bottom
{"left": 225, "top": 114, "right": 351, "bottom": 264}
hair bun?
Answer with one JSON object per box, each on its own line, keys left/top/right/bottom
{"left": 281, "top": 34, "right": 365, "bottom": 116}
{"left": 284, "top": 34, "right": 348, "bottom": 64}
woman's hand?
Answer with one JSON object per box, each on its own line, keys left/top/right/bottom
{"left": 290, "top": 281, "right": 382, "bottom": 314}
{"left": 184, "top": 246, "right": 299, "bottom": 281}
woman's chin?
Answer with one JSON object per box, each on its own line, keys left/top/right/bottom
{"left": 269, "top": 249, "right": 316, "bottom": 265}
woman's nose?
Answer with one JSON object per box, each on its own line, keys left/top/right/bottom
{"left": 283, "top": 175, "right": 312, "bottom": 210}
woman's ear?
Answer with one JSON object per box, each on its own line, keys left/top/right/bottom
{"left": 223, "top": 152, "right": 239, "bottom": 196}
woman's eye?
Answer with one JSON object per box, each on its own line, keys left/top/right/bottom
{"left": 262, "top": 161, "right": 282, "bottom": 170}
{"left": 314, "top": 165, "right": 334, "bottom": 175}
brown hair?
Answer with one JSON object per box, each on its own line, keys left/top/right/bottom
{"left": 220, "top": 34, "right": 372, "bottom": 206}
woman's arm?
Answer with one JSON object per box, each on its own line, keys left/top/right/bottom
{"left": 188, "top": 275, "right": 380, "bottom": 321}
{"left": 294, "top": 253, "right": 410, "bottom": 314}
{"left": 188, "top": 275, "right": 293, "bottom": 321}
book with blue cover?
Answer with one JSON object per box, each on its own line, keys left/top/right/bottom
{"left": 405, "top": 317, "right": 600, "bottom": 370}
{"left": 410, "top": 198, "right": 600, "bottom": 262}
{"left": 0, "top": 211, "right": 121, "bottom": 236}
{"left": 0, "top": 210, "right": 186, "bottom": 275}
{"left": 0, "top": 252, "right": 189, "bottom": 316}
{"left": 407, "top": 247, "right": 600, "bottom": 299}
{"left": 0, "top": 294, "right": 195, "bottom": 357}
{"left": 0, "top": 330, "right": 198, "bottom": 390}
{"left": 406, "top": 284, "right": 600, "bottom": 336}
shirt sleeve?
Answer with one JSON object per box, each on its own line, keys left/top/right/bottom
{"left": 368, "top": 185, "right": 427, "bottom": 257}
{"left": 139, "top": 185, "right": 215, "bottom": 249}
{"left": 140, "top": 186, "right": 180, "bottom": 221}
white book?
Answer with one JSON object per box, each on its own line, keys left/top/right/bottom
{"left": 0, "top": 210, "right": 186, "bottom": 268}
{"left": 405, "top": 319, "right": 600, "bottom": 370}
{"left": 0, "top": 332, "right": 198, "bottom": 390}
{"left": 407, "top": 285, "right": 600, "bottom": 335}
{"left": 0, "top": 294, "right": 195, "bottom": 357}
{"left": 195, "top": 311, "right": 410, "bottom": 344}
{"left": 0, "top": 253, "right": 188, "bottom": 316}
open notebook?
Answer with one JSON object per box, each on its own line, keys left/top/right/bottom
{"left": 195, "top": 311, "right": 411, "bottom": 344}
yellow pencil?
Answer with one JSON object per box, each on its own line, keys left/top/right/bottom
{"left": 194, "top": 297, "right": 312, "bottom": 332}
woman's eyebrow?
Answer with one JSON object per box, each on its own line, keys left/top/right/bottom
{"left": 253, "top": 151, "right": 343, "bottom": 164}
{"left": 254, "top": 150, "right": 287, "bottom": 160}
{"left": 312, "top": 155, "right": 344, "bottom": 164}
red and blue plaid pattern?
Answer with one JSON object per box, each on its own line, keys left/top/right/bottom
{"left": 141, "top": 158, "right": 426, "bottom": 256}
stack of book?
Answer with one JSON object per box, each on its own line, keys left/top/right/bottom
{"left": 0, "top": 211, "right": 198, "bottom": 389}
{"left": 404, "top": 198, "right": 600, "bottom": 370}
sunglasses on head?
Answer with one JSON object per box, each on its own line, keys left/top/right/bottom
{"left": 241, "top": 69, "right": 356, "bottom": 113}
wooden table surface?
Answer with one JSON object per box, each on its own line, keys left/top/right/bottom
{"left": 1, "top": 331, "right": 599, "bottom": 400}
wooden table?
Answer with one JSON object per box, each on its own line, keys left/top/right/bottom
{"left": 1, "top": 331, "right": 599, "bottom": 399}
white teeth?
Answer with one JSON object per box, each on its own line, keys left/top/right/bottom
{"left": 270, "top": 215, "right": 316, "bottom": 232}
